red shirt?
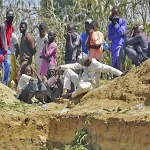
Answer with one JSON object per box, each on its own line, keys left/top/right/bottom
{"left": 0, "top": 21, "right": 14, "bottom": 55}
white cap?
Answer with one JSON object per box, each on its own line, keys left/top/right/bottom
{"left": 85, "top": 19, "right": 92, "bottom": 24}
{"left": 78, "top": 52, "right": 89, "bottom": 64}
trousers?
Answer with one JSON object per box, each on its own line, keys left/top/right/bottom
{"left": 63, "top": 69, "right": 93, "bottom": 98}
{"left": 0, "top": 49, "right": 11, "bottom": 85}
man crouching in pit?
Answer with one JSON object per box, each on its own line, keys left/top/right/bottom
{"left": 57, "top": 52, "right": 122, "bottom": 100}
{"left": 16, "top": 65, "right": 47, "bottom": 104}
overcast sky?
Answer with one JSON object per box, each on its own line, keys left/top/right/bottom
{"left": 4, "top": 0, "right": 41, "bottom": 7}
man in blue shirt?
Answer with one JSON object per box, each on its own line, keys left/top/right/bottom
{"left": 81, "top": 19, "right": 92, "bottom": 55}
{"left": 108, "top": 6, "right": 127, "bottom": 69}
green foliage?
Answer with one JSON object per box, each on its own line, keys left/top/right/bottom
{"left": 51, "top": 128, "right": 91, "bottom": 150}
{"left": 40, "top": 0, "right": 150, "bottom": 67}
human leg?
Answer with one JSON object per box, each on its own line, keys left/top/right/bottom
{"left": 8, "top": 54, "right": 16, "bottom": 88}
{"left": 37, "top": 82, "right": 47, "bottom": 104}
{"left": 119, "top": 46, "right": 139, "bottom": 71}
{"left": 71, "top": 81, "right": 93, "bottom": 98}
{"left": 63, "top": 69, "right": 80, "bottom": 92}
{"left": 1, "top": 50, "right": 11, "bottom": 85}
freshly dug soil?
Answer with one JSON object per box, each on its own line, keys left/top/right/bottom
{"left": 0, "top": 59, "right": 150, "bottom": 150}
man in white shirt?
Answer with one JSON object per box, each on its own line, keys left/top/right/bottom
{"left": 59, "top": 52, "right": 122, "bottom": 98}
{"left": 8, "top": 33, "right": 19, "bottom": 88}
{"left": 36, "top": 23, "right": 48, "bottom": 74}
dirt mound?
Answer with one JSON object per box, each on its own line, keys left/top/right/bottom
{"left": 0, "top": 60, "right": 150, "bottom": 149}
{"left": 81, "top": 59, "right": 150, "bottom": 105}
{"left": 0, "top": 83, "right": 18, "bottom": 103}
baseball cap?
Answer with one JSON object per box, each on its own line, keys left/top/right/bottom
{"left": 6, "top": 9, "right": 14, "bottom": 17}
{"left": 0, "top": 55, "right": 4, "bottom": 63}
{"left": 85, "top": 19, "right": 92, "bottom": 24}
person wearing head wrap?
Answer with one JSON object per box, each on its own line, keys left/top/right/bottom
{"left": 119, "top": 23, "right": 150, "bottom": 72}
{"left": 40, "top": 30, "right": 58, "bottom": 76}
{"left": 0, "top": 8, "right": 14, "bottom": 85}
{"left": 58, "top": 52, "right": 122, "bottom": 99}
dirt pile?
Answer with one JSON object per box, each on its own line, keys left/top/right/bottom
{"left": 81, "top": 59, "right": 150, "bottom": 105}
{"left": 0, "top": 59, "right": 150, "bottom": 149}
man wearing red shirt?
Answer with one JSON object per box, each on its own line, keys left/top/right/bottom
{"left": 0, "top": 9, "right": 14, "bottom": 85}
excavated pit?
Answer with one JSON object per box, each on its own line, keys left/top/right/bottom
{"left": 0, "top": 59, "right": 150, "bottom": 150}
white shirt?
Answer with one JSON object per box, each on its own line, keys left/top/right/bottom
{"left": 10, "top": 33, "right": 18, "bottom": 54}
{"left": 36, "top": 34, "right": 48, "bottom": 64}
{"left": 16, "top": 74, "right": 32, "bottom": 97}
{"left": 60, "top": 58, "right": 122, "bottom": 86}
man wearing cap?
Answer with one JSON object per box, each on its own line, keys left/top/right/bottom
{"left": 58, "top": 52, "right": 122, "bottom": 98}
{"left": 80, "top": 19, "right": 92, "bottom": 55}
{"left": 119, "top": 24, "right": 150, "bottom": 72}
{"left": 0, "top": 9, "right": 14, "bottom": 85}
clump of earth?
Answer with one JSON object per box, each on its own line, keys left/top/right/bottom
{"left": 0, "top": 59, "right": 150, "bottom": 150}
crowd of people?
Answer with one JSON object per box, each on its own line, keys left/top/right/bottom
{"left": 0, "top": 6, "right": 150, "bottom": 104}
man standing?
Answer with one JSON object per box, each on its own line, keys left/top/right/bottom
{"left": 80, "top": 19, "right": 92, "bottom": 55}
{"left": 36, "top": 22, "right": 48, "bottom": 74}
{"left": 0, "top": 9, "right": 14, "bottom": 85}
{"left": 108, "top": 6, "right": 127, "bottom": 69}
{"left": 17, "top": 22, "right": 36, "bottom": 78}
{"left": 8, "top": 33, "right": 19, "bottom": 88}
{"left": 64, "top": 23, "right": 81, "bottom": 64}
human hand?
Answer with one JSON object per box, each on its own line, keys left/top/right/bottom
{"left": 67, "top": 32, "right": 72, "bottom": 37}
{"left": 89, "top": 29, "right": 94, "bottom": 35}
{"left": 23, "top": 53, "right": 29, "bottom": 61}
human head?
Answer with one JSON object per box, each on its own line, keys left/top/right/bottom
{"left": 133, "top": 24, "right": 144, "bottom": 34}
{"left": 25, "top": 65, "right": 32, "bottom": 76}
{"left": 0, "top": 55, "right": 4, "bottom": 63}
{"left": 6, "top": 9, "right": 14, "bottom": 24}
{"left": 48, "top": 30, "right": 56, "bottom": 43}
{"left": 78, "top": 52, "right": 89, "bottom": 66}
{"left": 111, "top": 6, "right": 119, "bottom": 16}
{"left": 67, "top": 23, "right": 75, "bottom": 33}
{"left": 20, "top": 22, "right": 27, "bottom": 35}
{"left": 85, "top": 19, "right": 92, "bottom": 34}
{"left": 90, "top": 21, "right": 99, "bottom": 31}
{"left": 47, "top": 66, "right": 56, "bottom": 77}
{"left": 39, "top": 22, "right": 47, "bottom": 38}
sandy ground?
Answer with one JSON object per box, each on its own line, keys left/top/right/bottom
{"left": 0, "top": 59, "right": 150, "bottom": 149}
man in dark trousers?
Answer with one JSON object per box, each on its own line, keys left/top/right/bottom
{"left": 64, "top": 23, "right": 81, "bottom": 64}
{"left": 119, "top": 24, "right": 150, "bottom": 72}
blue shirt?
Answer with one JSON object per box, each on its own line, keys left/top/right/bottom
{"left": 81, "top": 32, "right": 89, "bottom": 54}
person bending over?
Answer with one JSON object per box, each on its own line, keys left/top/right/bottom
{"left": 58, "top": 52, "right": 122, "bottom": 99}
